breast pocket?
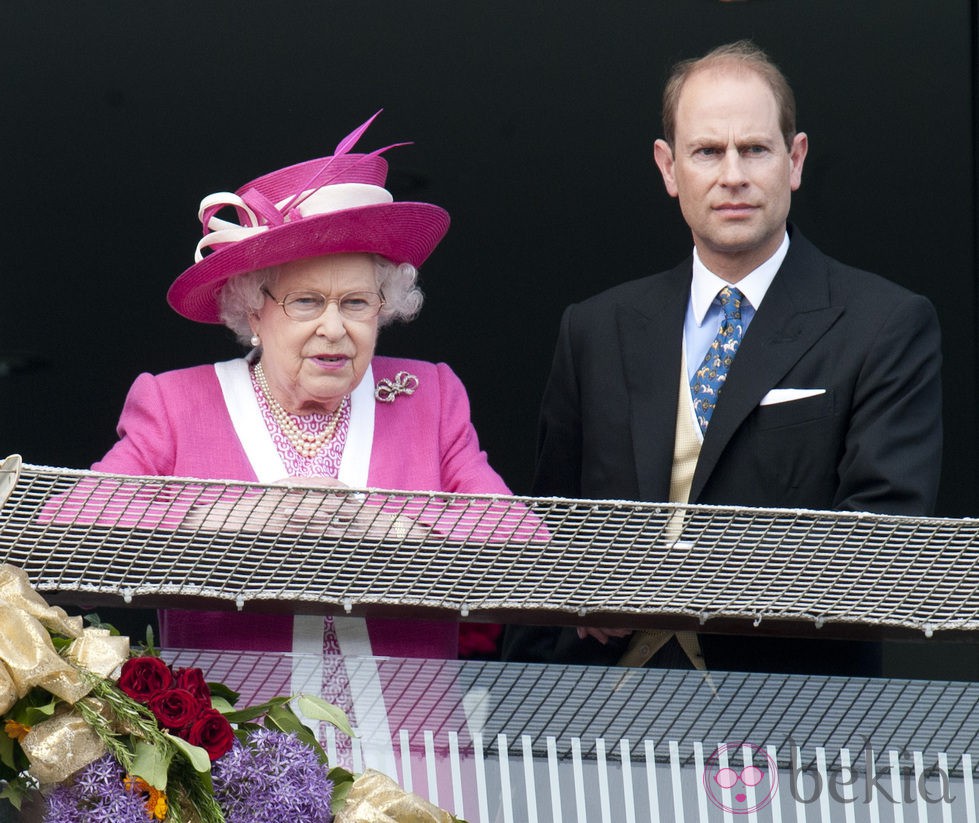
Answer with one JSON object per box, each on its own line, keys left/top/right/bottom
{"left": 753, "top": 389, "right": 834, "bottom": 430}
{"left": 747, "top": 389, "right": 841, "bottom": 504}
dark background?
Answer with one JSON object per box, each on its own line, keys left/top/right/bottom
{"left": 1, "top": 2, "right": 976, "bottom": 673}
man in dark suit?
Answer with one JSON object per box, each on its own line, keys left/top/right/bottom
{"left": 503, "top": 41, "right": 942, "bottom": 675}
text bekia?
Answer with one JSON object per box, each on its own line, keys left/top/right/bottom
{"left": 788, "top": 743, "right": 955, "bottom": 806}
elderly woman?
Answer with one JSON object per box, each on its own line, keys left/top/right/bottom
{"left": 92, "top": 113, "right": 511, "bottom": 661}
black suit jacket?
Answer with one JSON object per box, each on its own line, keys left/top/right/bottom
{"left": 505, "top": 228, "right": 943, "bottom": 674}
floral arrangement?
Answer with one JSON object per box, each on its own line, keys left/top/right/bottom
{"left": 0, "top": 564, "right": 461, "bottom": 822}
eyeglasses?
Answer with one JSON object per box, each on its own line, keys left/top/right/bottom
{"left": 262, "top": 288, "right": 385, "bottom": 322}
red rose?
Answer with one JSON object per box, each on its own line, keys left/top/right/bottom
{"left": 148, "top": 688, "right": 204, "bottom": 730}
{"left": 186, "top": 708, "right": 235, "bottom": 761}
{"left": 173, "top": 667, "right": 211, "bottom": 706}
{"left": 118, "top": 657, "right": 173, "bottom": 704}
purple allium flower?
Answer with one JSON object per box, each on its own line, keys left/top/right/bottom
{"left": 212, "top": 728, "right": 334, "bottom": 823}
{"left": 43, "top": 754, "right": 149, "bottom": 823}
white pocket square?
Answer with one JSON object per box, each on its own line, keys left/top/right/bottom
{"left": 759, "top": 388, "right": 826, "bottom": 406}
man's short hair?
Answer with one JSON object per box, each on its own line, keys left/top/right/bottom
{"left": 661, "top": 40, "right": 797, "bottom": 150}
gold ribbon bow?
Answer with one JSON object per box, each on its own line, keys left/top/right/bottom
{"left": 374, "top": 371, "right": 419, "bottom": 403}
{"left": 335, "top": 769, "right": 456, "bottom": 823}
{"left": 21, "top": 706, "right": 108, "bottom": 784}
{"left": 0, "top": 565, "right": 129, "bottom": 711}
{"left": 0, "top": 564, "right": 130, "bottom": 781}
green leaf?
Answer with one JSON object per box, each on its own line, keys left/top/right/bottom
{"left": 0, "top": 732, "right": 15, "bottom": 771}
{"left": 132, "top": 624, "right": 157, "bottom": 656}
{"left": 207, "top": 681, "right": 239, "bottom": 707}
{"left": 263, "top": 704, "right": 310, "bottom": 737}
{"left": 9, "top": 690, "right": 58, "bottom": 718}
{"left": 209, "top": 694, "right": 236, "bottom": 714}
{"left": 131, "top": 739, "right": 173, "bottom": 791}
{"left": 222, "top": 696, "right": 290, "bottom": 724}
{"left": 297, "top": 694, "right": 355, "bottom": 739}
{"left": 84, "top": 613, "right": 120, "bottom": 635}
{"left": 20, "top": 702, "right": 58, "bottom": 727}
{"left": 328, "top": 766, "right": 356, "bottom": 813}
{"left": 233, "top": 722, "right": 262, "bottom": 739}
{"left": 0, "top": 775, "right": 29, "bottom": 811}
{"left": 167, "top": 734, "right": 212, "bottom": 782}
{"left": 327, "top": 765, "right": 355, "bottom": 784}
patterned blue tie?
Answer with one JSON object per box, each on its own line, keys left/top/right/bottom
{"left": 691, "top": 286, "right": 744, "bottom": 433}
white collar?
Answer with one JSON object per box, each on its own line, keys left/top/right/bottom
{"left": 213, "top": 357, "right": 374, "bottom": 486}
{"left": 689, "top": 232, "right": 789, "bottom": 326}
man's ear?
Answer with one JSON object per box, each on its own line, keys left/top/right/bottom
{"left": 653, "top": 139, "right": 679, "bottom": 198}
{"left": 788, "top": 132, "right": 808, "bottom": 192}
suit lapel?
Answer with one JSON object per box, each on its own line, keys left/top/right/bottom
{"left": 617, "top": 264, "right": 690, "bottom": 502}
{"left": 690, "top": 232, "right": 844, "bottom": 501}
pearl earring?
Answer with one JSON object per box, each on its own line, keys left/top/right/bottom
{"left": 250, "top": 334, "right": 261, "bottom": 348}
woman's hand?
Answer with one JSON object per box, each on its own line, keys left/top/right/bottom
{"left": 273, "top": 476, "right": 348, "bottom": 489}
{"left": 183, "top": 479, "right": 429, "bottom": 540}
{"left": 576, "top": 626, "right": 633, "bottom": 645}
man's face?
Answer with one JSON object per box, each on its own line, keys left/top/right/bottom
{"left": 654, "top": 68, "right": 808, "bottom": 281}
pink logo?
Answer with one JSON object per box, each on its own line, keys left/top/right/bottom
{"left": 703, "top": 742, "right": 779, "bottom": 814}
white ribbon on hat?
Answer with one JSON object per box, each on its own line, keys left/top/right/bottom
{"left": 194, "top": 183, "right": 394, "bottom": 262}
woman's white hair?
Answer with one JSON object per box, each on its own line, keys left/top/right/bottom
{"left": 218, "top": 254, "right": 424, "bottom": 346}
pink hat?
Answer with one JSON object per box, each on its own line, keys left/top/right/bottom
{"left": 167, "top": 112, "right": 450, "bottom": 323}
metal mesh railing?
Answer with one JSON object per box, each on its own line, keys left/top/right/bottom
{"left": 2, "top": 463, "right": 978, "bottom": 639}
{"left": 163, "top": 649, "right": 979, "bottom": 823}
{"left": 163, "top": 651, "right": 979, "bottom": 776}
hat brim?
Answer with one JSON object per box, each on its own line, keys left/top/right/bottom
{"left": 167, "top": 201, "right": 450, "bottom": 323}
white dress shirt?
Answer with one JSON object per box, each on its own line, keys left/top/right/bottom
{"left": 683, "top": 232, "right": 790, "bottom": 383}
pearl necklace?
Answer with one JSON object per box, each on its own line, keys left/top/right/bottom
{"left": 253, "top": 361, "right": 346, "bottom": 459}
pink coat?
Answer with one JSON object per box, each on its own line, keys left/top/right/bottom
{"left": 93, "top": 356, "right": 513, "bottom": 658}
